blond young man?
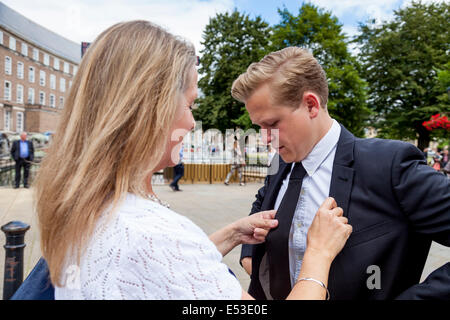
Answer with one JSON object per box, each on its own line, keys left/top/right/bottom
{"left": 232, "top": 47, "right": 450, "bottom": 300}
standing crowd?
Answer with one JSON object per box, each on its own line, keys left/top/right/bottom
{"left": 424, "top": 146, "right": 450, "bottom": 178}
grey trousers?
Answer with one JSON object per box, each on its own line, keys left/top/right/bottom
{"left": 225, "top": 164, "right": 243, "bottom": 183}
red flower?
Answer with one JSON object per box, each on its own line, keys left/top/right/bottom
{"left": 422, "top": 113, "right": 450, "bottom": 131}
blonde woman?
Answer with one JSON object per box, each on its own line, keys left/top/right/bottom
{"left": 34, "top": 21, "right": 352, "bottom": 300}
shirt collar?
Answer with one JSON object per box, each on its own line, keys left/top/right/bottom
{"left": 300, "top": 119, "right": 341, "bottom": 176}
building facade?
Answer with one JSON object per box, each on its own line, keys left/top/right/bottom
{"left": 0, "top": 2, "right": 81, "bottom": 134}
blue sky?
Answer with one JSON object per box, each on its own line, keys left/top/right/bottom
{"left": 2, "top": 0, "right": 444, "bottom": 53}
{"left": 234, "top": 0, "right": 409, "bottom": 39}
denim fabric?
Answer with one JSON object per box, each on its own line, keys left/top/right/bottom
{"left": 10, "top": 257, "right": 55, "bottom": 300}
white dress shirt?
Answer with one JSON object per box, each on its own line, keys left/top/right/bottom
{"left": 273, "top": 119, "right": 341, "bottom": 287}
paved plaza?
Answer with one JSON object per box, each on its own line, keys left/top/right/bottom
{"left": 0, "top": 182, "right": 449, "bottom": 298}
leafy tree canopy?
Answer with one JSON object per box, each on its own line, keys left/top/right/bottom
{"left": 194, "top": 10, "right": 270, "bottom": 132}
{"left": 356, "top": 1, "right": 450, "bottom": 149}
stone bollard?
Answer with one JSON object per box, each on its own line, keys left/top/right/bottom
{"left": 2, "top": 221, "right": 30, "bottom": 300}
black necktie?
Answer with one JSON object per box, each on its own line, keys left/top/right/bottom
{"left": 266, "top": 162, "right": 307, "bottom": 300}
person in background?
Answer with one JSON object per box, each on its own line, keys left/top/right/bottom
{"left": 432, "top": 154, "right": 442, "bottom": 171}
{"left": 267, "top": 144, "right": 276, "bottom": 166}
{"left": 10, "top": 132, "right": 34, "bottom": 189}
{"left": 224, "top": 139, "right": 246, "bottom": 186}
{"left": 443, "top": 160, "right": 450, "bottom": 178}
{"left": 442, "top": 147, "right": 449, "bottom": 169}
{"left": 426, "top": 148, "right": 436, "bottom": 165}
{"left": 170, "top": 147, "right": 184, "bottom": 191}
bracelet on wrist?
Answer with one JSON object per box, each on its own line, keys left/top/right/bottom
{"left": 296, "top": 277, "right": 330, "bottom": 300}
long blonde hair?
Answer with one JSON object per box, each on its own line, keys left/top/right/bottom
{"left": 34, "top": 20, "right": 196, "bottom": 286}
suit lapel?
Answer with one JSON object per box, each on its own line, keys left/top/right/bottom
{"left": 329, "top": 165, "right": 354, "bottom": 218}
{"left": 329, "top": 125, "right": 355, "bottom": 218}
{"left": 327, "top": 125, "right": 356, "bottom": 298}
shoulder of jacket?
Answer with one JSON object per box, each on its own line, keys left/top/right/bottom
{"left": 355, "top": 137, "right": 415, "bottom": 152}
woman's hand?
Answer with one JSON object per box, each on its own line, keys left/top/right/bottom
{"left": 209, "top": 210, "right": 277, "bottom": 257}
{"left": 231, "top": 210, "right": 278, "bottom": 245}
{"left": 286, "top": 198, "right": 352, "bottom": 300}
{"left": 306, "top": 197, "right": 352, "bottom": 262}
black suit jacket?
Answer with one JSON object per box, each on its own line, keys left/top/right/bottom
{"left": 11, "top": 140, "right": 34, "bottom": 162}
{"left": 241, "top": 124, "right": 450, "bottom": 300}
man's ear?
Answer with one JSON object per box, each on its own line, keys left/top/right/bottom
{"left": 303, "top": 92, "right": 321, "bottom": 118}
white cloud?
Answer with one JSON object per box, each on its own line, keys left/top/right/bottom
{"left": 308, "top": 0, "right": 446, "bottom": 38}
{"left": 312, "top": 0, "right": 398, "bottom": 17}
{"left": 314, "top": 0, "right": 447, "bottom": 24}
{"left": 1, "top": 0, "right": 234, "bottom": 55}
{"left": 3, "top": 0, "right": 446, "bottom": 53}
{"left": 342, "top": 25, "right": 359, "bottom": 38}
{"left": 401, "top": 0, "right": 447, "bottom": 7}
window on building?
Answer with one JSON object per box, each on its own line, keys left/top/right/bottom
{"left": 17, "top": 62, "right": 24, "bottom": 79}
{"left": 28, "top": 88, "right": 35, "bottom": 104}
{"left": 60, "top": 78, "right": 66, "bottom": 92}
{"left": 73, "top": 66, "right": 78, "bottom": 75}
{"left": 5, "top": 56, "right": 12, "bottom": 75}
{"left": 16, "top": 112, "right": 24, "bottom": 133}
{"left": 0, "top": 31, "right": 3, "bottom": 45}
{"left": 17, "top": 84, "right": 23, "bottom": 103}
{"left": 9, "top": 36, "right": 16, "bottom": 51}
{"left": 50, "top": 74, "right": 56, "bottom": 90}
{"left": 64, "top": 62, "right": 69, "bottom": 74}
{"left": 50, "top": 94, "right": 55, "bottom": 108}
{"left": 39, "top": 91, "right": 45, "bottom": 105}
{"left": 44, "top": 53, "right": 50, "bottom": 66}
{"left": 40, "top": 70, "right": 46, "bottom": 86}
{"left": 21, "top": 43, "right": 28, "bottom": 56}
{"left": 4, "top": 110, "right": 11, "bottom": 131}
{"left": 4, "top": 81, "right": 11, "bottom": 101}
{"left": 33, "top": 48, "right": 39, "bottom": 61}
{"left": 54, "top": 57, "right": 59, "bottom": 70}
{"left": 29, "top": 66, "right": 35, "bottom": 83}
{"left": 59, "top": 96, "right": 64, "bottom": 109}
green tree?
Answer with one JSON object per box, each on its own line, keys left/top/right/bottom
{"left": 270, "top": 3, "right": 370, "bottom": 137}
{"left": 432, "top": 61, "right": 450, "bottom": 145}
{"left": 194, "top": 10, "right": 270, "bottom": 132}
{"left": 436, "top": 61, "right": 450, "bottom": 104}
{"left": 356, "top": 1, "right": 450, "bottom": 150}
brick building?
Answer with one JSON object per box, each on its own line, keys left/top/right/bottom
{"left": 0, "top": 2, "right": 80, "bottom": 135}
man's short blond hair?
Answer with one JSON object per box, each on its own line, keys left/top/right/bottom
{"left": 231, "top": 47, "right": 328, "bottom": 108}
